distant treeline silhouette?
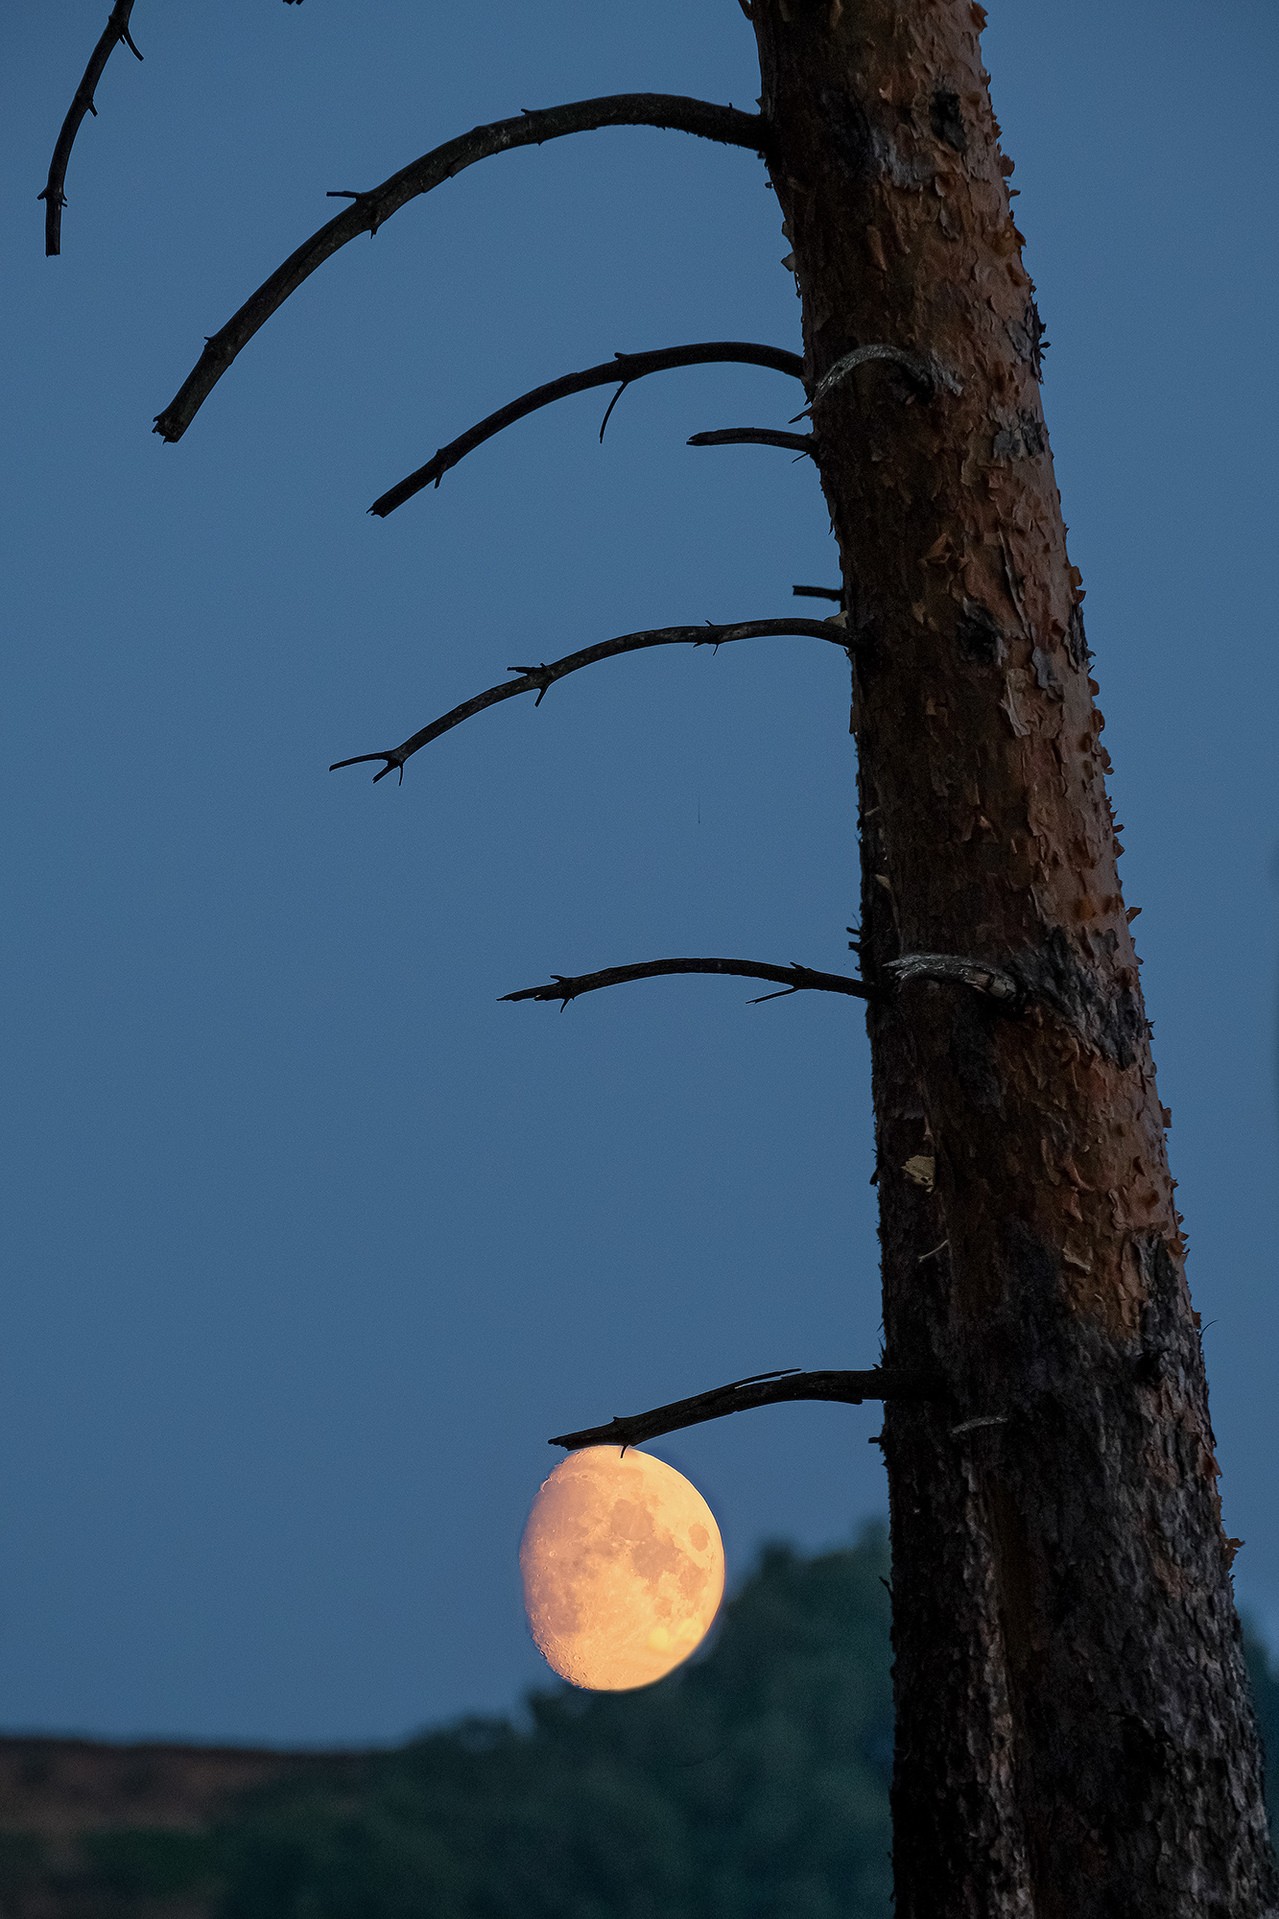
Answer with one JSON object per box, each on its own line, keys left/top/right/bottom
{"left": 3, "top": 1526, "right": 1277, "bottom": 1918}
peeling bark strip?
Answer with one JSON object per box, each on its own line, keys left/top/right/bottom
{"left": 153, "top": 97, "right": 763, "bottom": 443}
{"left": 749, "top": 3, "right": 1276, "bottom": 1914}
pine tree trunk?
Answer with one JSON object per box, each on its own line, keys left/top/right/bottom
{"left": 749, "top": 4, "right": 1277, "bottom": 1912}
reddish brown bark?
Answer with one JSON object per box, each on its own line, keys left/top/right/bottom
{"left": 749, "top": 3, "right": 1276, "bottom": 1913}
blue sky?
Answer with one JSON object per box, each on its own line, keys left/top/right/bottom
{"left": 4, "top": 2, "right": 1277, "bottom": 1745}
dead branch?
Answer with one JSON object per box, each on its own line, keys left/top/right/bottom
{"left": 39, "top": 0, "right": 143, "bottom": 257}
{"left": 328, "top": 616, "right": 848, "bottom": 784}
{"left": 368, "top": 341, "right": 804, "bottom": 516}
{"left": 687, "top": 426, "right": 813, "bottom": 454}
{"left": 501, "top": 957, "right": 869, "bottom": 1008}
{"left": 153, "top": 95, "right": 764, "bottom": 443}
{"left": 550, "top": 1366, "right": 939, "bottom": 1450}
{"left": 792, "top": 584, "right": 842, "bottom": 601}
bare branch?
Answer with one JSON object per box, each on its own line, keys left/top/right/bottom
{"left": 792, "top": 584, "right": 842, "bottom": 602}
{"left": 500, "top": 957, "right": 869, "bottom": 1008}
{"left": 369, "top": 341, "right": 804, "bottom": 516}
{"left": 153, "top": 95, "right": 764, "bottom": 443}
{"left": 328, "top": 616, "right": 849, "bottom": 783}
{"left": 550, "top": 1366, "right": 940, "bottom": 1450}
{"left": 885, "top": 953, "right": 1020, "bottom": 1003}
{"left": 687, "top": 427, "right": 813, "bottom": 455}
{"left": 39, "top": 0, "right": 143, "bottom": 257}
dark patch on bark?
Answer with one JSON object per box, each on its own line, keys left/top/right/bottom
{"left": 956, "top": 599, "right": 1006, "bottom": 664}
{"left": 1006, "top": 294, "right": 1048, "bottom": 376}
{"left": 1011, "top": 929, "right": 1145, "bottom": 1069}
{"left": 1133, "top": 1233, "right": 1195, "bottom": 1391}
{"left": 815, "top": 85, "right": 877, "bottom": 184}
{"left": 995, "top": 1218, "right": 1066, "bottom": 1388}
{"left": 992, "top": 409, "right": 1046, "bottom": 460}
{"left": 961, "top": 1217, "right": 1106, "bottom": 1422}
{"left": 948, "top": 1002, "right": 1004, "bottom": 1112}
{"left": 930, "top": 87, "right": 967, "bottom": 153}
{"left": 1067, "top": 603, "right": 1091, "bottom": 668}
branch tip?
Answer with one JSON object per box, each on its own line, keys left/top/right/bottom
{"left": 329, "top": 617, "right": 850, "bottom": 783}
{"left": 40, "top": 0, "right": 141, "bottom": 256}
{"left": 328, "top": 750, "right": 403, "bottom": 785}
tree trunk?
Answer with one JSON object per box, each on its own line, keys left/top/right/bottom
{"left": 749, "top": 4, "right": 1277, "bottom": 1913}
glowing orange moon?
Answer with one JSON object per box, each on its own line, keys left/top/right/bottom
{"left": 520, "top": 1446, "right": 725, "bottom": 1690}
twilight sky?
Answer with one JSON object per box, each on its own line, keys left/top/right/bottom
{"left": 4, "top": 2, "right": 1278, "bottom": 1746}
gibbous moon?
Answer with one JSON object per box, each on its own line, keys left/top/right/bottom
{"left": 520, "top": 1446, "right": 725, "bottom": 1690}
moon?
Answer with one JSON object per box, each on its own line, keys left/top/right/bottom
{"left": 519, "top": 1446, "right": 725, "bottom": 1690}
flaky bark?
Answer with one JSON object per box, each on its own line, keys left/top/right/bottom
{"left": 750, "top": 4, "right": 1276, "bottom": 1914}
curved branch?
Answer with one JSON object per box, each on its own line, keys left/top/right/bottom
{"left": 369, "top": 341, "right": 804, "bottom": 516}
{"left": 500, "top": 957, "right": 869, "bottom": 1008}
{"left": 328, "top": 616, "right": 849, "bottom": 783}
{"left": 153, "top": 95, "right": 764, "bottom": 442}
{"left": 687, "top": 426, "right": 813, "bottom": 454}
{"left": 550, "top": 1366, "right": 940, "bottom": 1451}
{"left": 39, "top": 0, "right": 143, "bottom": 257}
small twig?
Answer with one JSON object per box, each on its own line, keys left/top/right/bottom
{"left": 328, "top": 616, "right": 849, "bottom": 784}
{"left": 153, "top": 95, "right": 764, "bottom": 442}
{"left": 886, "top": 953, "right": 1020, "bottom": 1003}
{"left": 551, "top": 1366, "right": 939, "bottom": 1450}
{"left": 501, "top": 957, "right": 870, "bottom": 1009}
{"left": 798, "top": 343, "right": 962, "bottom": 419}
{"left": 792, "top": 584, "right": 842, "bottom": 602}
{"left": 369, "top": 342, "right": 803, "bottom": 515}
{"left": 324, "top": 188, "right": 388, "bottom": 234}
{"left": 686, "top": 427, "right": 813, "bottom": 455}
{"left": 597, "top": 381, "right": 631, "bottom": 442}
{"left": 950, "top": 1414, "right": 1008, "bottom": 1438}
{"left": 39, "top": 0, "right": 142, "bottom": 257}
